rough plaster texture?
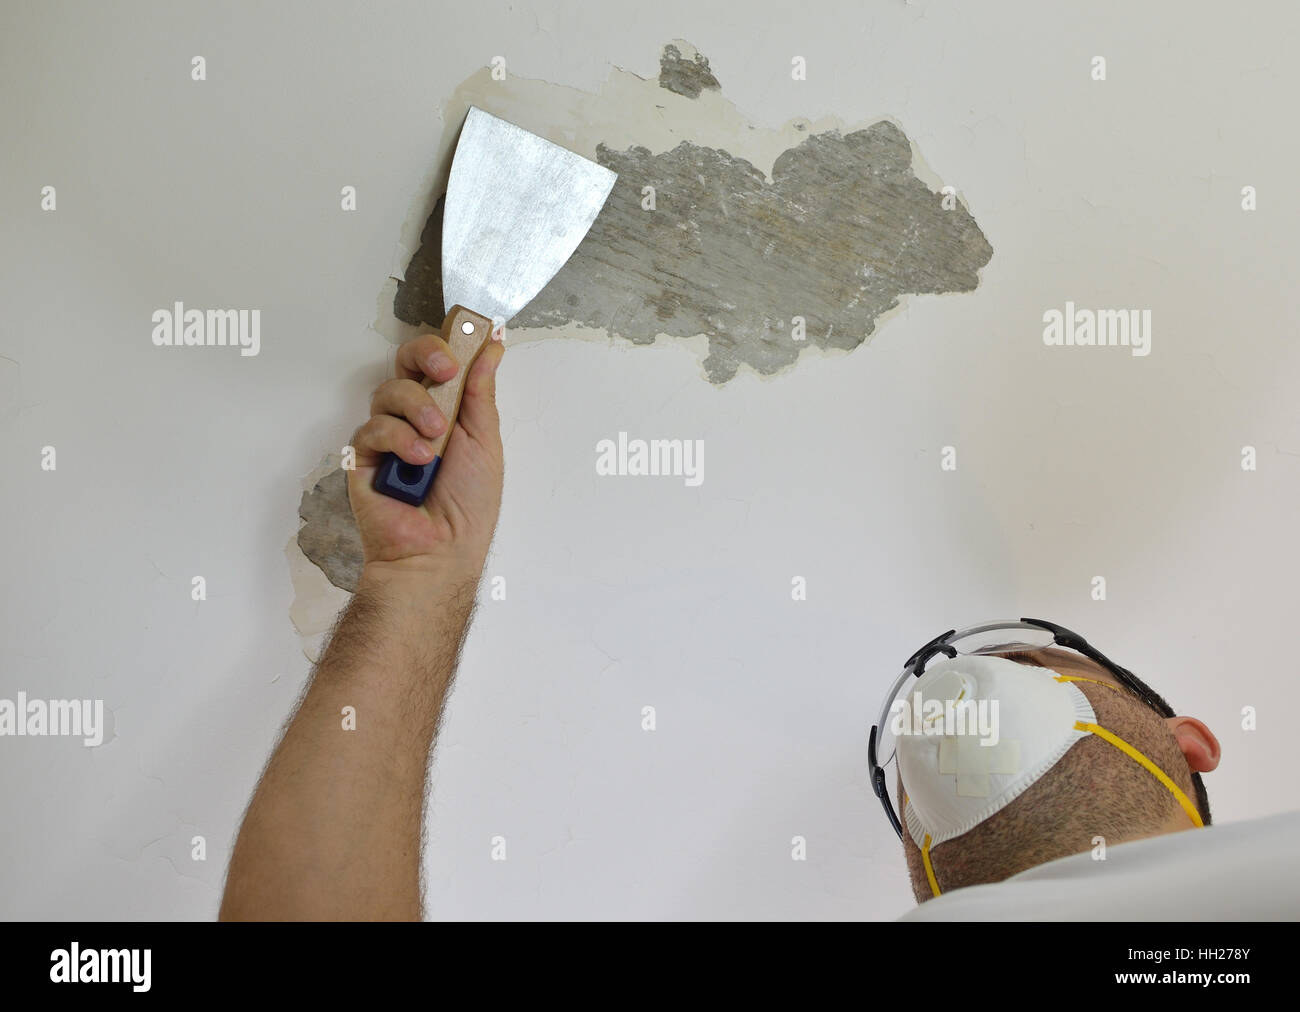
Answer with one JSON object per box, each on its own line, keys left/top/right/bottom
{"left": 397, "top": 121, "right": 992, "bottom": 384}
{"left": 302, "top": 40, "right": 991, "bottom": 592}
{"left": 297, "top": 468, "right": 362, "bottom": 593}
{"left": 657, "top": 41, "right": 721, "bottom": 99}
{"left": 392, "top": 40, "right": 992, "bottom": 385}
{"left": 288, "top": 455, "right": 353, "bottom": 661}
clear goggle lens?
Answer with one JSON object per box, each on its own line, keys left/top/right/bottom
{"left": 872, "top": 622, "right": 1060, "bottom": 770}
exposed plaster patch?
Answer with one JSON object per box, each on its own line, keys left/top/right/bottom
{"left": 289, "top": 456, "right": 352, "bottom": 661}
{"left": 380, "top": 39, "right": 991, "bottom": 385}
{"left": 658, "top": 40, "right": 721, "bottom": 99}
{"left": 297, "top": 39, "right": 993, "bottom": 609}
{"left": 397, "top": 123, "right": 990, "bottom": 384}
{"left": 297, "top": 467, "right": 362, "bottom": 594}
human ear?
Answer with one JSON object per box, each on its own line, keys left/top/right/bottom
{"left": 1165, "top": 716, "right": 1220, "bottom": 773}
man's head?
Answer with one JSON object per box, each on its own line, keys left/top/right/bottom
{"left": 899, "top": 647, "right": 1220, "bottom": 902}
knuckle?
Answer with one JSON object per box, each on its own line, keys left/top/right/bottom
{"left": 397, "top": 377, "right": 427, "bottom": 402}
{"left": 370, "top": 379, "right": 395, "bottom": 412}
{"left": 353, "top": 420, "right": 379, "bottom": 448}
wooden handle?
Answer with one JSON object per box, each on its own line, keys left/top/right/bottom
{"left": 371, "top": 306, "right": 494, "bottom": 506}
{"left": 427, "top": 306, "right": 494, "bottom": 459}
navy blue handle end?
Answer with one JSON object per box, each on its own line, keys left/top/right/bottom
{"left": 373, "top": 453, "right": 442, "bottom": 506}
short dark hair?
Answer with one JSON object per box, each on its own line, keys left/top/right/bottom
{"left": 1103, "top": 664, "right": 1211, "bottom": 826}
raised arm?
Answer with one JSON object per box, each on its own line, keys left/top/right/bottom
{"left": 220, "top": 332, "right": 505, "bottom": 920}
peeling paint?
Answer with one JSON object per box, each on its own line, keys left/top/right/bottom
{"left": 297, "top": 467, "right": 363, "bottom": 595}
{"left": 397, "top": 122, "right": 991, "bottom": 384}
{"left": 658, "top": 40, "right": 721, "bottom": 99}
{"left": 289, "top": 456, "right": 353, "bottom": 659}
{"left": 384, "top": 39, "right": 991, "bottom": 385}
{"left": 298, "top": 39, "right": 994, "bottom": 603}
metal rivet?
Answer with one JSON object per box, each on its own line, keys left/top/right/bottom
{"left": 461, "top": 321, "right": 475, "bottom": 335}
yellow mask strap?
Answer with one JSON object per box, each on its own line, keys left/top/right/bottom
{"left": 1055, "top": 675, "right": 1203, "bottom": 828}
{"left": 1054, "top": 674, "right": 1121, "bottom": 692}
{"left": 921, "top": 834, "right": 941, "bottom": 898}
{"left": 1074, "top": 720, "right": 1204, "bottom": 828}
{"left": 904, "top": 792, "right": 946, "bottom": 899}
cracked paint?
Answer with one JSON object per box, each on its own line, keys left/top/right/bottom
{"left": 658, "top": 40, "right": 721, "bottom": 99}
{"left": 383, "top": 38, "right": 991, "bottom": 385}
{"left": 397, "top": 120, "right": 991, "bottom": 384}
{"left": 297, "top": 467, "right": 362, "bottom": 594}
{"left": 290, "top": 455, "right": 353, "bottom": 654}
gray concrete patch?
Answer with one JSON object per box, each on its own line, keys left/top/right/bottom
{"left": 658, "top": 41, "right": 721, "bottom": 99}
{"left": 300, "top": 40, "right": 993, "bottom": 592}
{"left": 395, "top": 120, "right": 991, "bottom": 384}
{"left": 298, "top": 468, "right": 363, "bottom": 593}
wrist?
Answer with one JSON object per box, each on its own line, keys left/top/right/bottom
{"left": 358, "top": 549, "right": 487, "bottom": 598}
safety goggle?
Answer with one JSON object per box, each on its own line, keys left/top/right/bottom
{"left": 867, "top": 617, "right": 1174, "bottom": 839}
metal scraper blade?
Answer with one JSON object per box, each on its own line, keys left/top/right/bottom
{"left": 441, "top": 106, "right": 617, "bottom": 324}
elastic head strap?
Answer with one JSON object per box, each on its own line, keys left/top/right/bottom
{"left": 921, "top": 834, "right": 941, "bottom": 898}
{"left": 1054, "top": 673, "right": 1123, "bottom": 692}
{"left": 1075, "top": 720, "right": 1204, "bottom": 828}
{"left": 1055, "top": 675, "right": 1204, "bottom": 828}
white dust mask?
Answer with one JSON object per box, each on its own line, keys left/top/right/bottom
{"left": 893, "top": 653, "right": 1096, "bottom": 849}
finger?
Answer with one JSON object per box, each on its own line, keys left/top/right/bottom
{"left": 456, "top": 338, "right": 505, "bottom": 445}
{"left": 395, "top": 333, "right": 460, "bottom": 384}
{"left": 351, "top": 414, "right": 438, "bottom": 466}
{"left": 370, "top": 377, "right": 447, "bottom": 439}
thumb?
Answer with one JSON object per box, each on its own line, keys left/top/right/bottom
{"left": 456, "top": 337, "right": 504, "bottom": 445}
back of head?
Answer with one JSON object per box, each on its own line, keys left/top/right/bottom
{"left": 902, "top": 672, "right": 1206, "bottom": 902}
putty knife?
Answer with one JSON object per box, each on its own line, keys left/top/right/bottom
{"left": 374, "top": 106, "right": 618, "bottom": 505}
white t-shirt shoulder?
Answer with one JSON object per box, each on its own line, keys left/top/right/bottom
{"left": 898, "top": 809, "right": 1300, "bottom": 921}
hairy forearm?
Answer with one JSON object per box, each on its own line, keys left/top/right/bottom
{"left": 220, "top": 560, "right": 481, "bottom": 921}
